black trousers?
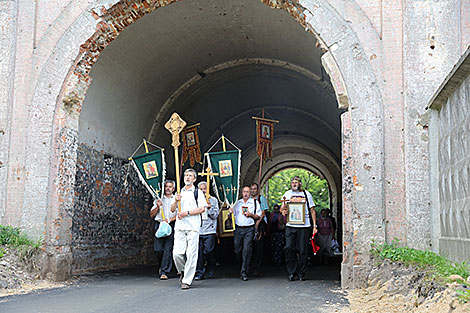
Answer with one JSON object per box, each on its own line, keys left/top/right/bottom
{"left": 196, "top": 234, "right": 216, "bottom": 277}
{"left": 154, "top": 221, "right": 175, "bottom": 275}
{"left": 251, "top": 233, "right": 264, "bottom": 271}
{"left": 284, "top": 226, "right": 310, "bottom": 276}
{"left": 252, "top": 220, "right": 267, "bottom": 271}
{"left": 233, "top": 225, "right": 254, "bottom": 276}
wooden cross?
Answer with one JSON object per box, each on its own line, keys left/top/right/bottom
{"left": 198, "top": 167, "right": 219, "bottom": 201}
{"left": 281, "top": 196, "right": 289, "bottom": 207}
{"left": 165, "top": 112, "right": 187, "bottom": 212}
{"left": 280, "top": 196, "right": 289, "bottom": 216}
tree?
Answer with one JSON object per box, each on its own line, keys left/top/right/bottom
{"left": 264, "top": 168, "right": 329, "bottom": 213}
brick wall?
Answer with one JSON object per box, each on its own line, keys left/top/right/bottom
{"left": 71, "top": 143, "right": 154, "bottom": 273}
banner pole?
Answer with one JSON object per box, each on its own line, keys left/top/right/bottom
{"left": 258, "top": 110, "right": 264, "bottom": 188}
{"left": 258, "top": 144, "right": 264, "bottom": 187}
{"left": 222, "top": 135, "right": 226, "bottom": 152}
{"left": 143, "top": 139, "right": 149, "bottom": 153}
{"left": 174, "top": 146, "right": 181, "bottom": 211}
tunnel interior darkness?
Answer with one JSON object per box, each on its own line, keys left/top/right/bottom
{"left": 74, "top": 0, "right": 343, "bottom": 272}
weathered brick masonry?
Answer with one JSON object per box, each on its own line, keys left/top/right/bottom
{"left": 71, "top": 144, "right": 153, "bottom": 274}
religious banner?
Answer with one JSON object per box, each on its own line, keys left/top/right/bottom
{"left": 182, "top": 123, "right": 202, "bottom": 167}
{"left": 129, "top": 141, "right": 166, "bottom": 199}
{"left": 206, "top": 149, "right": 241, "bottom": 208}
{"left": 254, "top": 117, "right": 277, "bottom": 160}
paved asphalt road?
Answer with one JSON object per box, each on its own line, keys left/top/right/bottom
{"left": 0, "top": 264, "right": 347, "bottom": 313}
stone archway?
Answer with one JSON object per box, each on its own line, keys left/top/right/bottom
{"left": 20, "top": 0, "right": 385, "bottom": 287}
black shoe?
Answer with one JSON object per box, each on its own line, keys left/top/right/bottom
{"left": 241, "top": 275, "right": 248, "bottom": 281}
{"left": 298, "top": 275, "right": 305, "bottom": 281}
{"left": 288, "top": 274, "right": 296, "bottom": 281}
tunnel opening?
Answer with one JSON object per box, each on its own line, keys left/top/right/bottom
{"left": 67, "top": 0, "right": 343, "bottom": 278}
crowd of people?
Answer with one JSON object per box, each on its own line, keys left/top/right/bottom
{"left": 150, "top": 170, "right": 338, "bottom": 290}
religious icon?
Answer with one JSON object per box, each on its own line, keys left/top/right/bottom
{"left": 261, "top": 124, "right": 271, "bottom": 139}
{"left": 186, "top": 131, "right": 196, "bottom": 147}
{"left": 287, "top": 202, "right": 305, "bottom": 224}
{"left": 143, "top": 160, "right": 158, "bottom": 179}
{"left": 222, "top": 209, "right": 235, "bottom": 232}
{"left": 219, "top": 160, "right": 233, "bottom": 177}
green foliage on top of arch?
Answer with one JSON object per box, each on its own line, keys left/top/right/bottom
{"left": 264, "top": 168, "right": 329, "bottom": 212}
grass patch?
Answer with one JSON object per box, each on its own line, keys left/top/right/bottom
{"left": 0, "top": 225, "right": 42, "bottom": 249}
{"left": 0, "top": 225, "right": 42, "bottom": 269}
{"left": 371, "top": 238, "right": 470, "bottom": 303}
{"left": 456, "top": 288, "right": 470, "bottom": 303}
{"left": 370, "top": 238, "right": 470, "bottom": 282}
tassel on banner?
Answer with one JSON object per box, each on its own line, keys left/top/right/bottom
{"left": 181, "top": 123, "right": 202, "bottom": 167}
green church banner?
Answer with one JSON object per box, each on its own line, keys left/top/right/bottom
{"left": 130, "top": 149, "right": 166, "bottom": 199}
{"left": 206, "top": 150, "right": 241, "bottom": 207}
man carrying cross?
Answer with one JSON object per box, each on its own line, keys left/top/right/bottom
{"left": 165, "top": 113, "right": 207, "bottom": 290}
{"left": 170, "top": 168, "right": 208, "bottom": 290}
{"left": 194, "top": 181, "right": 219, "bottom": 280}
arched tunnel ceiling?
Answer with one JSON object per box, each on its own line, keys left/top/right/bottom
{"left": 79, "top": 0, "right": 342, "bottom": 180}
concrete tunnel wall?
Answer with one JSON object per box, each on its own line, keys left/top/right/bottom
{"left": 72, "top": 0, "right": 342, "bottom": 273}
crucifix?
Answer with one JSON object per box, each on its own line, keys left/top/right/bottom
{"left": 198, "top": 167, "right": 219, "bottom": 202}
{"left": 165, "top": 112, "right": 187, "bottom": 212}
{"left": 280, "top": 196, "right": 289, "bottom": 215}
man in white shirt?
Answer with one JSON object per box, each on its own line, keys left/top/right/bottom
{"left": 194, "top": 181, "right": 219, "bottom": 280}
{"left": 150, "top": 180, "right": 177, "bottom": 280}
{"left": 171, "top": 169, "right": 208, "bottom": 290}
{"left": 280, "top": 176, "right": 317, "bottom": 281}
{"left": 229, "top": 186, "right": 261, "bottom": 281}
{"left": 250, "top": 182, "right": 268, "bottom": 276}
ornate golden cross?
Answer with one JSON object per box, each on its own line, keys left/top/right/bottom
{"left": 165, "top": 112, "right": 187, "bottom": 212}
{"left": 198, "top": 167, "right": 219, "bottom": 202}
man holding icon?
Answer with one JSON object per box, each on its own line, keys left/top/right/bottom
{"left": 229, "top": 186, "right": 261, "bottom": 281}
{"left": 280, "top": 176, "right": 317, "bottom": 281}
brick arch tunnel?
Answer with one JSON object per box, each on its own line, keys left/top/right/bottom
{"left": 70, "top": 0, "right": 343, "bottom": 274}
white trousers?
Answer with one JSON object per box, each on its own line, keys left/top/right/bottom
{"left": 173, "top": 229, "right": 199, "bottom": 285}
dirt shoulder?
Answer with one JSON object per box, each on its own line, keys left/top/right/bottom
{"left": 340, "top": 260, "right": 470, "bottom": 313}
{"left": 0, "top": 246, "right": 64, "bottom": 297}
